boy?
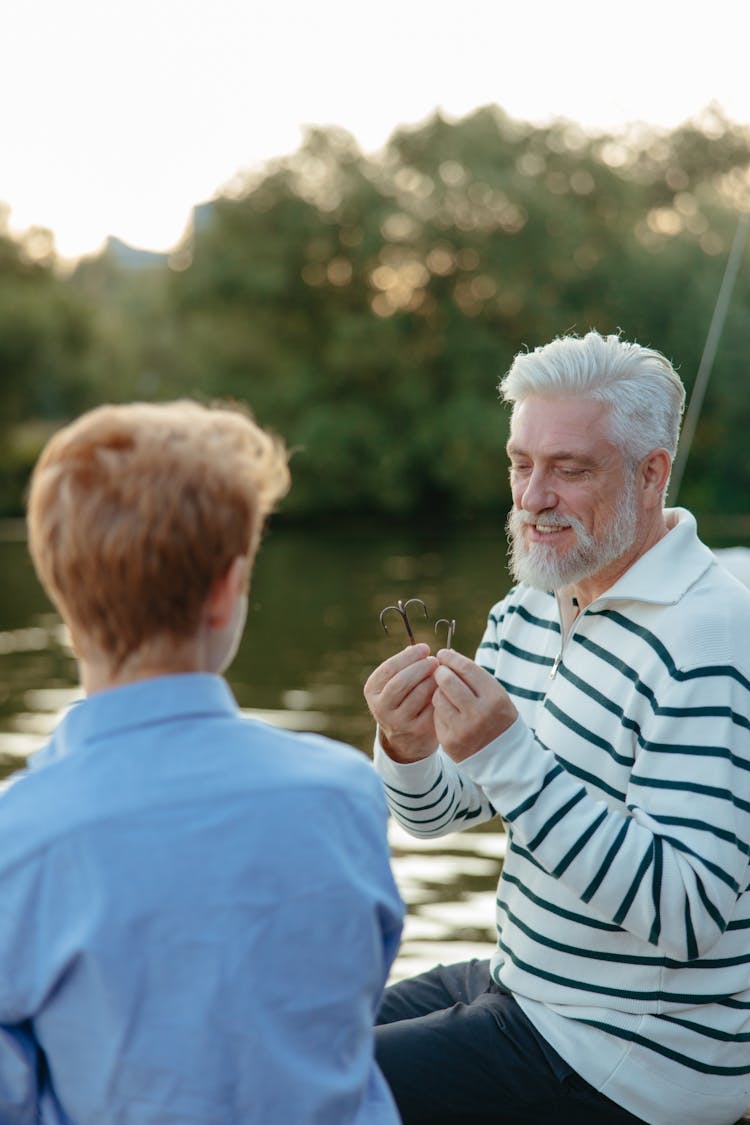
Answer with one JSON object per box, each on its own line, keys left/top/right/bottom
{"left": 0, "top": 400, "right": 403, "bottom": 1123}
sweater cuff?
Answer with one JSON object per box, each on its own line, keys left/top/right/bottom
{"left": 372, "top": 730, "right": 442, "bottom": 790}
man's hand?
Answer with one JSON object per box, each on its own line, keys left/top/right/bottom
{"left": 433, "top": 649, "right": 518, "bottom": 762}
{"left": 364, "top": 643, "right": 439, "bottom": 763}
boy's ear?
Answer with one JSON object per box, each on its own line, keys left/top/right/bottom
{"left": 203, "top": 556, "right": 248, "bottom": 630}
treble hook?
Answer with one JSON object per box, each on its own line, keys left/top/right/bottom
{"left": 434, "top": 618, "right": 456, "bottom": 649}
{"left": 379, "top": 598, "right": 428, "bottom": 645}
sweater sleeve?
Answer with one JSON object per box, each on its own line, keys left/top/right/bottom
{"left": 371, "top": 602, "right": 508, "bottom": 838}
{"left": 459, "top": 665, "right": 750, "bottom": 961}
{"left": 373, "top": 736, "right": 497, "bottom": 838}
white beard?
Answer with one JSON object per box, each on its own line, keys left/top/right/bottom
{"left": 506, "top": 476, "right": 638, "bottom": 592}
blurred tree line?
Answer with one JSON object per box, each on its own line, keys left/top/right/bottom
{"left": 1, "top": 104, "right": 749, "bottom": 521}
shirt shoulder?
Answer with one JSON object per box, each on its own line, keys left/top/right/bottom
{"left": 0, "top": 716, "right": 387, "bottom": 879}
{"left": 238, "top": 720, "right": 385, "bottom": 799}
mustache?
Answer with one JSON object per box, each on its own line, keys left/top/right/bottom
{"left": 509, "top": 511, "right": 570, "bottom": 529}
{"left": 507, "top": 509, "right": 581, "bottom": 533}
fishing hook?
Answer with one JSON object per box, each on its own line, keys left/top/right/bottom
{"left": 379, "top": 598, "right": 428, "bottom": 645}
{"left": 434, "top": 618, "right": 456, "bottom": 649}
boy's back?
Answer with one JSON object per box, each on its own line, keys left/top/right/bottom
{"left": 0, "top": 674, "right": 403, "bottom": 1123}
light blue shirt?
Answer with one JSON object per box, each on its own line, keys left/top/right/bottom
{"left": 0, "top": 674, "right": 404, "bottom": 1123}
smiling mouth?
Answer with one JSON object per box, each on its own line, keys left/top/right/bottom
{"left": 531, "top": 522, "right": 571, "bottom": 535}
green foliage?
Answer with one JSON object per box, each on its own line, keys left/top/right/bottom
{"left": 0, "top": 224, "right": 96, "bottom": 432}
{"left": 1, "top": 106, "right": 749, "bottom": 518}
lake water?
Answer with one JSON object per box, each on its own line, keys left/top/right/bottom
{"left": 5, "top": 516, "right": 747, "bottom": 982}
{"left": 0, "top": 516, "right": 514, "bottom": 980}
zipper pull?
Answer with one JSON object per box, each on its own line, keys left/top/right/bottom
{"left": 549, "top": 651, "right": 561, "bottom": 679}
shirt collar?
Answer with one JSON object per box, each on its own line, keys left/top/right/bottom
{"left": 32, "top": 673, "right": 238, "bottom": 769}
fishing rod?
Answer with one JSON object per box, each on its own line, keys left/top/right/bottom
{"left": 668, "top": 209, "right": 750, "bottom": 504}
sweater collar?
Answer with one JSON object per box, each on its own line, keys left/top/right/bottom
{"left": 590, "top": 507, "right": 715, "bottom": 609}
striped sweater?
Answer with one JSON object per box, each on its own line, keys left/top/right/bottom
{"left": 375, "top": 510, "right": 750, "bottom": 1125}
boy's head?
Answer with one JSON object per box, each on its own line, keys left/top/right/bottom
{"left": 27, "top": 399, "right": 290, "bottom": 672}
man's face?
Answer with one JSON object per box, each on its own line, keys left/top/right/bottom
{"left": 506, "top": 395, "right": 641, "bottom": 593}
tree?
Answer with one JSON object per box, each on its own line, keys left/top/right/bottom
{"left": 2, "top": 106, "right": 749, "bottom": 519}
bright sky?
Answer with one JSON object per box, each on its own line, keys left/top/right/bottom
{"left": 2, "top": 0, "right": 748, "bottom": 261}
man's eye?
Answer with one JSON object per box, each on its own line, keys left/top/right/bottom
{"left": 558, "top": 467, "right": 585, "bottom": 478}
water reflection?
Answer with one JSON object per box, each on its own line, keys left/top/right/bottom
{"left": 0, "top": 517, "right": 512, "bottom": 976}
{"left": 5, "top": 520, "right": 750, "bottom": 981}
{"left": 389, "top": 821, "right": 505, "bottom": 980}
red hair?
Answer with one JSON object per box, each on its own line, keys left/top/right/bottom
{"left": 27, "top": 400, "right": 290, "bottom": 667}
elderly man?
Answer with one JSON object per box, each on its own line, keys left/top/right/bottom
{"left": 365, "top": 331, "right": 750, "bottom": 1125}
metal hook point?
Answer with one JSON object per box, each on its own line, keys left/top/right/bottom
{"left": 434, "top": 618, "right": 456, "bottom": 649}
{"left": 400, "top": 598, "right": 428, "bottom": 644}
{"left": 379, "top": 598, "right": 428, "bottom": 645}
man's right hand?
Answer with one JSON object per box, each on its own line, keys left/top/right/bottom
{"left": 364, "top": 643, "right": 439, "bottom": 763}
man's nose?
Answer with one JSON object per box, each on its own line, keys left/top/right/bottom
{"left": 518, "top": 470, "right": 557, "bottom": 513}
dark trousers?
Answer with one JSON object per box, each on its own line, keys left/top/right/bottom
{"left": 375, "top": 959, "right": 645, "bottom": 1124}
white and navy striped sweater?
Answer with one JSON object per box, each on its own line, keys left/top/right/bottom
{"left": 375, "top": 510, "right": 750, "bottom": 1125}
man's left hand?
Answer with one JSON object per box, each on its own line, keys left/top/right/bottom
{"left": 433, "top": 649, "right": 518, "bottom": 762}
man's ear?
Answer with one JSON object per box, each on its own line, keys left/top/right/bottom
{"left": 203, "top": 556, "right": 248, "bottom": 630}
{"left": 640, "top": 449, "right": 672, "bottom": 508}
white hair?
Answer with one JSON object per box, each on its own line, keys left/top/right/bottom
{"left": 499, "top": 331, "right": 686, "bottom": 461}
